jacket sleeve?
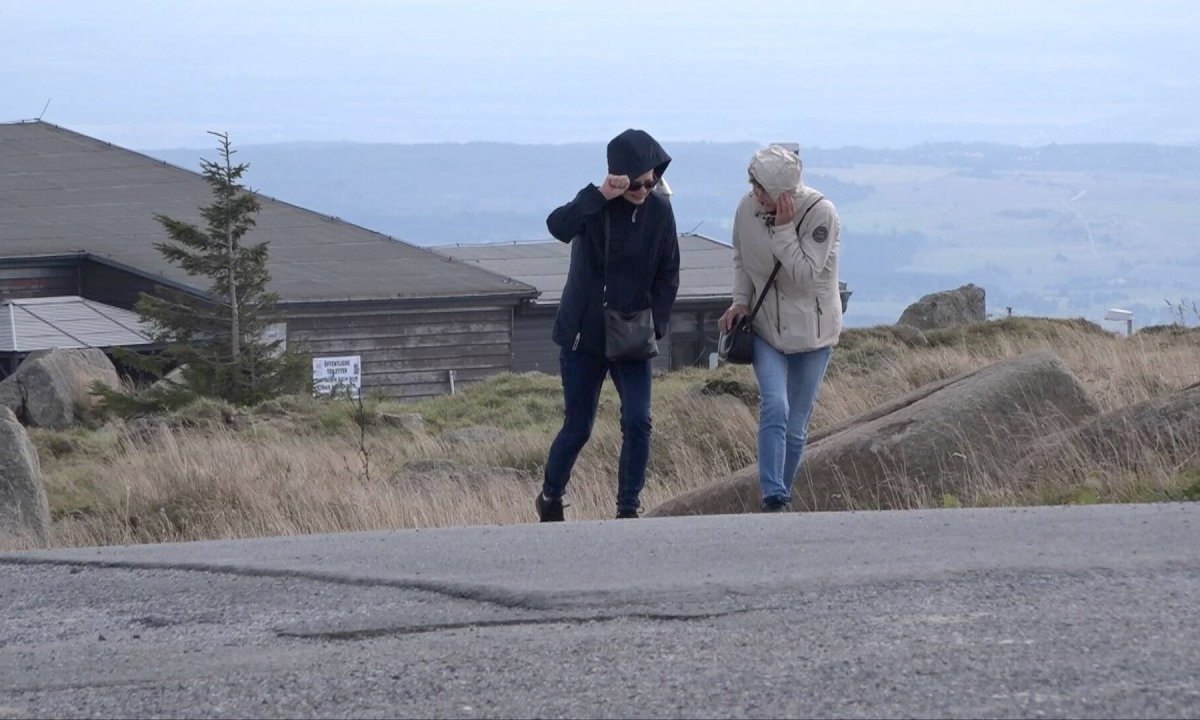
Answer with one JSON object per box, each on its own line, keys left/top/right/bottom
{"left": 768, "top": 200, "right": 838, "bottom": 287}
{"left": 651, "top": 208, "right": 680, "bottom": 339}
{"left": 546, "top": 185, "right": 608, "bottom": 243}
{"left": 731, "top": 200, "right": 754, "bottom": 307}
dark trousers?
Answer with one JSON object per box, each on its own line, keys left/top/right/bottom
{"left": 542, "top": 347, "right": 654, "bottom": 513}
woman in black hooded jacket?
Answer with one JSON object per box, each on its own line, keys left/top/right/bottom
{"left": 536, "top": 128, "right": 680, "bottom": 521}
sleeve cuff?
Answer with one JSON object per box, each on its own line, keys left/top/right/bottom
{"left": 576, "top": 185, "right": 608, "bottom": 214}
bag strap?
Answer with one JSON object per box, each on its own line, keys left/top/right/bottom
{"left": 600, "top": 200, "right": 650, "bottom": 309}
{"left": 746, "top": 261, "right": 781, "bottom": 322}
{"left": 746, "top": 195, "right": 825, "bottom": 322}
{"left": 601, "top": 207, "right": 611, "bottom": 309}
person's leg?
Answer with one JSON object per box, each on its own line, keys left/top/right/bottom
{"left": 542, "top": 348, "right": 607, "bottom": 502}
{"left": 609, "top": 357, "right": 654, "bottom": 516}
{"left": 781, "top": 346, "right": 833, "bottom": 501}
{"left": 752, "top": 335, "right": 790, "bottom": 506}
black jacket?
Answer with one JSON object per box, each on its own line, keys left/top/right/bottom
{"left": 547, "top": 130, "right": 681, "bottom": 357}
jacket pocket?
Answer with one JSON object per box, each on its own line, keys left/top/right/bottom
{"left": 815, "top": 295, "right": 823, "bottom": 338}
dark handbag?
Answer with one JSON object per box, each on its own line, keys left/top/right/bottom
{"left": 718, "top": 260, "right": 782, "bottom": 365}
{"left": 719, "top": 317, "right": 756, "bottom": 364}
{"left": 604, "top": 307, "right": 656, "bottom": 361}
{"left": 601, "top": 208, "right": 658, "bottom": 361}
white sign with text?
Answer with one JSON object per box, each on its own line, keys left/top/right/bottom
{"left": 312, "top": 355, "right": 362, "bottom": 399}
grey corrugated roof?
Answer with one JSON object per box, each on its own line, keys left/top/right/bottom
{"left": 439, "top": 233, "right": 734, "bottom": 304}
{"left": 0, "top": 296, "right": 153, "bottom": 353}
{"left": 0, "top": 121, "right": 535, "bottom": 303}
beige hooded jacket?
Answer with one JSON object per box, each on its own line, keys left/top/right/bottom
{"left": 732, "top": 145, "right": 842, "bottom": 353}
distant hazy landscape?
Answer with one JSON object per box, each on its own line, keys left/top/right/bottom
{"left": 146, "top": 142, "right": 1200, "bottom": 329}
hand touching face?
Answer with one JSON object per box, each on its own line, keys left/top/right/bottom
{"left": 773, "top": 191, "right": 796, "bottom": 226}
{"left": 752, "top": 181, "right": 797, "bottom": 226}
{"left": 601, "top": 170, "right": 658, "bottom": 204}
{"left": 600, "top": 174, "right": 630, "bottom": 200}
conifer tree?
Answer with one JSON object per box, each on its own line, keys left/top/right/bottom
{"left": 97, "top": 131, "right": 305, "bottom": 415}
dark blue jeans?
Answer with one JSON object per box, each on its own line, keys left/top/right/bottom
{"left": 543, "top": 347, "right": 654, "bottom": 514}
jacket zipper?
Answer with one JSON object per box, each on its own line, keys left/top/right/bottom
{"left": 572, "top": 332, "right": 581, "bottom": 351}
{"left": 815, "top": 296, "right": 823, "bottom": 337}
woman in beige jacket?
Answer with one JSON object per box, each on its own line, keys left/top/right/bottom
{"left": 719, "top": 145, "right": 842, "bottom": 511}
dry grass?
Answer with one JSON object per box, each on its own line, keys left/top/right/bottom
{"left": 10, "top": 317, "right": 1200, "bottom": 550}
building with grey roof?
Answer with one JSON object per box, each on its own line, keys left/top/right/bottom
{"left": 0, "top": 120, "right": 537, "bottom": 397}
{"left": 440, "top": 234, "right": 734, "bottom": 373}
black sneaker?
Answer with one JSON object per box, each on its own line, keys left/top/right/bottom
{"left": 535, "top": 493, "right": 565, "bottom": 522}
{"left": 615, "top": 506, "right": 641, "bottom": 519}
{"left": 760, "top": 496, "right": 793, "bottom": 513}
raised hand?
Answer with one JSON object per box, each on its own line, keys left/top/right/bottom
{"left": 600, "top": 174, "right": 630, "bottom": 200}
{"left": 773, "top": 192, "right": 796, "bottom": 226}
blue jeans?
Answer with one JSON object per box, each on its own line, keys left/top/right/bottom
{"left": 543, "top": 347, "right": 654, "bottom": 513}
{"left": 752, "top": 336, "right": 832, "bottom": 503}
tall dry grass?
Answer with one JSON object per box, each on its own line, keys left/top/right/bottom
{"left": 11, "top": 317, "right": 1200, "bottom": 550}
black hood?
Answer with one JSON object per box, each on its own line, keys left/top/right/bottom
{"left": 606, "top": 129, "right": 671, "bottom": 180}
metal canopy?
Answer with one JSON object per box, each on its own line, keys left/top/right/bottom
{"left": 0, "top": 295, "right": 152, "bottom": 353}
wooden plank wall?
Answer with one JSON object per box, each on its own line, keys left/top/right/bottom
{"left": 506, "top": 303, "right": 729, "bottom": 374}
{"left": 510, "top": 308, "right": 673, "bottom": 375}
{"left": 286, "top": 304, "right": 515, "bottom": 400}
{"left": 511, "top": 312, "right": 559, "bottom": 374}
{"left": 665, "top": 303, "right": 726, "bottom": 369}
{"left": 0, "top": 264, "right": 79, "bottom": 300}
{"left": 81, "top": 261, "right": 160, "bottom": 309}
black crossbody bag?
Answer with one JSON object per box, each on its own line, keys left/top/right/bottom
{"left": 717, "top": 263, "right": 780, "bottom": 365}
{"left": 602, "top": 208, "right": 659, "bottom": 362}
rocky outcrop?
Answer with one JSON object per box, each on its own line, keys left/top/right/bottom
{"left": 898, "top": 284, "right": 986, "bottom": 331}
{"left": 1014, "top": 381, "right": 1200, "bottom": 485}
{"left": 0, "top": 348, "right": 120, "bottom": 429}
{"left": 648, "top": 351, "right": 1100, "bottom": 517}
{"left": 379, "top": 412, "right": 426, "bottom": 434}
{"left": 440, "top": 425, "right": 505, "bottom": 446}
{"left": 0, "top": 406, "right": 50, "bottom": 544}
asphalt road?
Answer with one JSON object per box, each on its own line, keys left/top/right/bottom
{"left": 1, "top": 503, "right": 1197, "bottom": 719}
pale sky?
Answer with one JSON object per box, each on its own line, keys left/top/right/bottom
{"left": 4, "top": 0, "right": 1197, "bottom": 149}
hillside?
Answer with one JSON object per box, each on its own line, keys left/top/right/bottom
{"left": 145, "top": 142, "right": 1200, "bottom": 328}
{"left": 13, "top": 318, "right": 1200, "bottom": 550}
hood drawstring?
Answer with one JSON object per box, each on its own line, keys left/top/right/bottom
{"left": 632, "top": 207, "right": 638, "bottom": 223}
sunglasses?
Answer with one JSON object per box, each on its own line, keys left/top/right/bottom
{"left": 627, "top": 178, "right": 659, "bottom": 192}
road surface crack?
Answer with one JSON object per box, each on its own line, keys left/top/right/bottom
{"left": 276, "top": 607, "right": 780, "bottom": 641}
